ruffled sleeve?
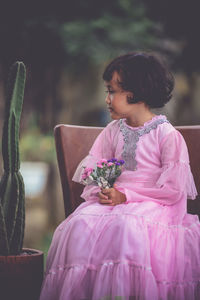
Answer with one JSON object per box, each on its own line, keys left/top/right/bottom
{"left": 156, "top": 130, "right": 197, "bottom": 200}
{"left": 117, "top": 130, "right": 197, "bottom": 205}
{"left": 72, "top": 154, "right": 99, "bottom": 184}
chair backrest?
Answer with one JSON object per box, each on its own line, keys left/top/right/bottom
{"left": 54, "top": 124, "right": 103, "bottom": 216}
{"left": 54, "top": 124, "right": 200, "bottom": 218}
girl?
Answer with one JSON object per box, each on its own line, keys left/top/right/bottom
{"left": 40, "top": 52, "right": 200, "bottom": 300}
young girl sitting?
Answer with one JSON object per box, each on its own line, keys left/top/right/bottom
{"left": 40, "top": 52, "right": 200, "bottom": 300}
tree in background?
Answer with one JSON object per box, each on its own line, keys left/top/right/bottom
{"left": 143, "top": 0, "right": 200, "bottom": 124}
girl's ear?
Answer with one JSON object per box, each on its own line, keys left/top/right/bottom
{"left": 126, "top": 92, "right": 134, "bottom": 103}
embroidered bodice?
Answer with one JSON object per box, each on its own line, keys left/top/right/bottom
{"left": 119, "top": 115, "right": 169, "bottom": 171}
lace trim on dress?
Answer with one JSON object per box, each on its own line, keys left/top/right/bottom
{"left": 47, "top": 260, "right": 152, "bottom": 275}
{"left": 119, "top": 116, "right": 169, "bottom": 171}
{"left": 46, "top": 262, "right": 200, "bottom": 286}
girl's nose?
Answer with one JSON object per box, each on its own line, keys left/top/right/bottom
{"left": 105, "top": 94, "right": 111, "bottom": 105}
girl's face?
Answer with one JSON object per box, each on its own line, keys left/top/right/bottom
{"left": 104, "top": 71, "right": 134, "bottom": 120}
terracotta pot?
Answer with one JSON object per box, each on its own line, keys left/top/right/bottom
{"left": 0, "top": 248, "right": 44, "bottom": 300}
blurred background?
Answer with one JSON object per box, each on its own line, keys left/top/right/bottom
{"left": 0, "top": 0, "right": 200, "bottom": 260}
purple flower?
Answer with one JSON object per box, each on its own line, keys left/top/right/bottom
{"left": 115, "top": 162, "right": 121, "bottom": 166}
{"left": 119, "top": 160, "right": 125, "bottom": 165}
{"left": 111, "top": 158, "right": 117, "bottom": 162}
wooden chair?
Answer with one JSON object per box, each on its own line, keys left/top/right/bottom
{"left": 54, "top": 124, "right": 200, "bottom": 218}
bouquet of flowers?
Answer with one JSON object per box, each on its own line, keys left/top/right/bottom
{"left": 81, "top": 158, "right": 125, "bottom": 189}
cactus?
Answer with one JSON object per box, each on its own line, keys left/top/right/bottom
{"left": 0, "top": 62, "right": 26, "bottom": 255}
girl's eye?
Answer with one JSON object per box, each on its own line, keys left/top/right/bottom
{"left": 105, "top": 90, "right": 114, "bottom": 94}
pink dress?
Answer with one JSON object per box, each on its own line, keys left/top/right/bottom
{"left": 40, "top": 115, "right": 200, "bottom": 300}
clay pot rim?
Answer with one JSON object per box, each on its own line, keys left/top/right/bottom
{"left": 0, "top": 248, "right": 43, "bottom": 258}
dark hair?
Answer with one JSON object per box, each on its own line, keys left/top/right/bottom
{"left": 103, "top": 52, "right": 174, "bottom": 108}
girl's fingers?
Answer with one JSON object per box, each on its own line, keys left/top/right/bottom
{"left": 99, "top": 199, "right": 113, "bottom": 204}
{"left": 101, "top": 188, "right": 112, "bottom": 194}
{"left": 98, "top": 192, "right": 108, "bottom": 200}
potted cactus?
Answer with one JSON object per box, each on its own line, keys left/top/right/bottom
{"left": 0, "top": 62, "right": 43, "bottom": 299}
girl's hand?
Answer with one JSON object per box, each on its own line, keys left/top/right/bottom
{"left": 98, "top": 184, "right": 126, "bottom": 206}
